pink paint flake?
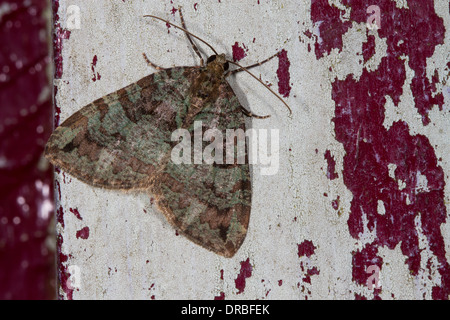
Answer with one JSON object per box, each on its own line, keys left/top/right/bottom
{"left": 235, "top": 258, "right": 253, "bottom": 294}
{"left": 324, "top": 149, "right": 339, "bottom": 180}
{"left": 232, "top": 42, "right": 247, "bottom": 62}
{"left": 302, "top": 266, "right": 320, "bottom": 284}
{"left": 298, "top": 240, "right": 320, "bottom": 293}
{"left": 52, "top": 0, "right": 70, "bottom": 128}
{"left": 332, "top": 196, "right": 340, "bottom": 210}
{"left": 362, "top": 34, "right": 376, "bottom": 63}
{"left": 55, "top": 179, "right": 61, "bottom": 199}
{"left": 57, "top": 234, "right": 73, "bottom": 299}
{"left": 214, "top": 291, "right": 225, "bottom": 300}
{"left": 91, "top": 55, "right": 101, "bottom": 82}
{"left": 75, "top": 226, "right": 90, "bottom": 240}
{"left": 311, "top": 0, "right": 352, "bottom": 59}
{"left": 311, "top": 0, "right": 449, "bottom": 299}
{"left": 53, "top": 1, "right": 71, "bottom": 79}
{"left": 303, "top": 30, "right": 313, "bottom": 39}
{"left": 276, "top": 49, "right": 291, "bottom": 97}
{"left": 56, "top": 206, "right": 64, "bottom": 229}
{"left": 297, "top": 240, "right": 316, "bottom": 258}
{"left": 69, "top": 207, "right": 82, "bottom": 220}
{"left": 148, "top": 282, "right": 156, "bottom": 299}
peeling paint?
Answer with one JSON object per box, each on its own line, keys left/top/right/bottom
{"left": 57, "top": 234, "right": 73, "bottom": 300}
{"left": 232, "top": 42, "right": 247, "bottom": 62}
{"left": 324, "top": 149, "right": 338, "bottom": 180}
{"left": 235, "top": 258, "right": 252, "bottom": 294}
{"left": 297, "top": 240, "right": 316, "bottom": 258}
{"left": 75, "top": 226, "right": 89, "bottom": 239}
{"left": 90, "top": 55, "right": 101, "bottom": 82}
{"left": 69, "top": 207, "right": 82, "bottom": 220}
{"left": 276, "top": 49, "right": 291, "bottom": 98}
{"left": 52, "top": 0, "right": 71, "bottom": 79}
{"left": 312, "top": 0, "right": 449, "bottom": 299}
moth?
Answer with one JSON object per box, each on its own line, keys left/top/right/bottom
{"left": 45, "top": 7, "right": 290, "bottom": 257}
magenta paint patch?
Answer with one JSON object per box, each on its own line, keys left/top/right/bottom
{"left": 91, "top": 55, "right": 101, "bottom": 82}
{"left": 352, "top": 244, "right": 383, "bottom": 285}
{"left": 297, "top": 240, "right": 316, "bottom": 258}
{"left": 232, "top": 42, "right": 247, "bottom": 62}
{"left": 148, "top": 283, "right": 156, "bottom": 299}
{"left": 324, "top": 149, "right": 338, "bottom": 180}
{"left": 57, "top": 234, "right": 73, "bottom": 300}
{"left": 362, "top": 34, "right": 376, "bottom": 63}
{"left": 69, "top": 207, "right": 83, "bottom": 220}
{"left": 332, "top": 196, "right": 340, "bottom": 210}
{"left": 76, "top": 226, "right": 90, "bottom": 240}
{"left": 276, "top": 49, "right": 291, "bottom": 98}
{"left": 235, "top": 258, "right": 253, "bottom": 294}
{"left": 214, "top": 292, "right": 225, "bottom": 300}
{"left": 56, "top": 206, "right": 65, "bottom": 228}
{"left": 55, "top": 179, "right": 61, "bottom": 200}
{"left": 298, "top": 240, "right": 320, "bottom": 298}
{"left": 311, "top": 0, "right": 352, "bottom": 59}
{"left": 53, "top": 0, "right": 71, "bottom": 79}
{"left": 302, "top": 266, "right": 320, "bottom": 284}
{"left": 311, "top": 0, "right": 449, "bottom": 299}
{"left": 52, "top": 0, "right": 70, "bottom": 127}
{"left": 214, "top": 268, "right": 225, "bottom": 299}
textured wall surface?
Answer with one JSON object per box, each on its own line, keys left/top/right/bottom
{"left": 53, "top": 0, "right": 450, "bottom": 299}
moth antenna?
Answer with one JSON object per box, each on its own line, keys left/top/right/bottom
{"left": 226, "top": 60, "right": 293, "bottom": 116}
{"left": 144, "top": 14, "right": 219, "bottom": 55}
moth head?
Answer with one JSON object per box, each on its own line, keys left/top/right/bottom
{"left": 206, "top": 54, "right": 229, "bottom": 74}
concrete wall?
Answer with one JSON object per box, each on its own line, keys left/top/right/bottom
{"left": 53, "top": 0, "right": 450, "bottom": 299}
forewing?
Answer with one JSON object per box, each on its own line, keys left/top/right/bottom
{"left": 45, "top": 67, "right": 198, "bottom": 190}
{"left": 151, "top": 80, "right": 251, "bottom": 257}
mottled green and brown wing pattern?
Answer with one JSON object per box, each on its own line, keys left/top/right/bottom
{"left": 45, "top": 67, "right": 196, "bottom": 190}
{"left": 152, "top": 80, "right": 251, "bottom": 258}
{"left": 45, "top": 67, "right": 251, "bottom": 257}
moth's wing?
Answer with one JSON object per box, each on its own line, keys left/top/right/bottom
{"left": 151, "top": 80, "right": 251, "bottom": 257}
{"left": 45, "top": 67, "right": 198, "bottom": 190}
{"left": 46, "top": 66, "right": 251, "bottom": 257}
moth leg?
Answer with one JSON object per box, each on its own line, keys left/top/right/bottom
{"left": 142, "top": 53, "right": 165, "bottom": 71}
{"left": 178, "top": 6, "right": 204, "bottom": 66}
{"left": 240, "top": 106, "right": 270, "bottom": 119}
{"left": 226, "top": 52, "right": 279, "bottom": 76}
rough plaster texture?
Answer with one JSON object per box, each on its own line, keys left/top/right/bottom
{"left": 53, "top": 0, "right": 450, "bottom": 299}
